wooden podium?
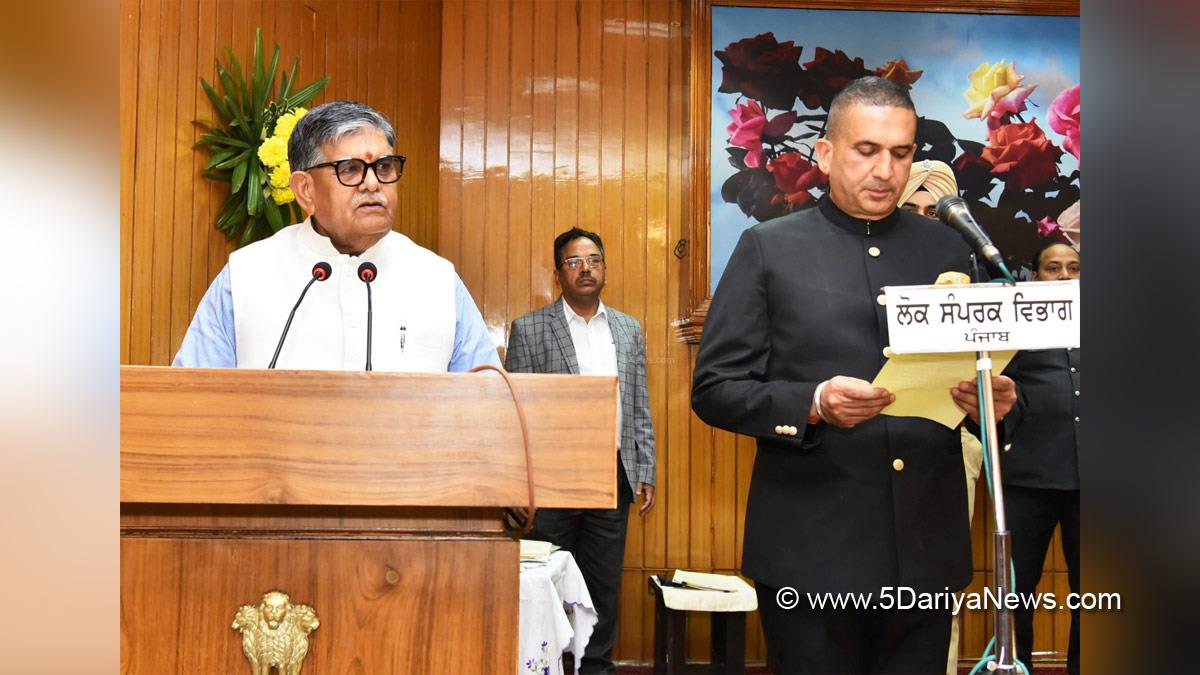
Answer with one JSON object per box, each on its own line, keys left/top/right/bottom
{"left": 120, "top": 366, "right": 617, "bottom": 674}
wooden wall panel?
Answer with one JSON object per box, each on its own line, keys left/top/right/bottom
{"left": 440, "top": 0, "right": 697, "bottom": 663}
{"left": 120, "top": 0, "right": 442, "bottom": 366}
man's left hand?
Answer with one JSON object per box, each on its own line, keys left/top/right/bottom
{"left": 951, "top": 375, "right": 1016, "bottom": 424}
{"left": 636, "top": 483, "right": 655, "bottom": 517}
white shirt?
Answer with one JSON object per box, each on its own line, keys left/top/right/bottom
{"left": 562, "top": 298, "right": 618, "bottom": 376}
{"left": 562, "top": 297, "right": 621, "bottom": 438}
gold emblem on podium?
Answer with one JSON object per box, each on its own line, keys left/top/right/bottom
{"left": 232, "top": 590, "right": 320, "bottom": 675}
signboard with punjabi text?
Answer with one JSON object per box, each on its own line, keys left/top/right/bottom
{"left": 883, "top": 280, "right": 1080, "bottom": 354}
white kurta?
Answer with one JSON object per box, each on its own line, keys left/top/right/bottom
{"left": 229, "top": 219, "right": 456, "bottom": 371}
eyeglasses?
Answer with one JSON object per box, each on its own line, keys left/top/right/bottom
{"left": 305, "top": 155, "right": 406, "bottom": 187}
{"left": 560, "top": 255, "right": 605, "bottom": 271}
{"left": 900, "top": 203, "right": 939, "bottom": 220}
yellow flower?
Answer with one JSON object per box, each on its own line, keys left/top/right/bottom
{"left": 272, "top": 107, "right": 308, "bottom": 140}
{"left": 257, "top": 136, "right": 288, "bottom": 168}
{"left": 269, "top": 162, "right": 292, "bottom": 189}
{"left": 271, "top": 186, "right": 295, "bottom": 205}
{"left": 962, "top": 60, "right": 1035, "bottom": 122}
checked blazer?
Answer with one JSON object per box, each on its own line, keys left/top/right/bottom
{"left": 505, "top": 299, "right": 656, "bottom": 497}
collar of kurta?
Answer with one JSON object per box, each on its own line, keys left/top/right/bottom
{"left": 300, "top": 216, "right": 389, "bottom": 259}
{"left": 817, "top": 194, "right": 902, "bottom": 237}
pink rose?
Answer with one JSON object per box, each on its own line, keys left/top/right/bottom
{"left": 1048, "top": 83, "right": 1080, "bottom": 160}
{"left": 1036, "top": 216, "right": 1060, "bottom": 237}
{"left": 727, "top": 100, "right": 766, "bottom": 167}
{"left": 727, "top": 100, "right": 798, "bottom": 169}
{"left": 981, "top": 119, "right": 1063, "bottom": 190}
{"left": 767, "top": 152, "right": 827, "bottom": 206}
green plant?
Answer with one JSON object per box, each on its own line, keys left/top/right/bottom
{"left": 195, "top": 28, "right": 329, "bottom": 246}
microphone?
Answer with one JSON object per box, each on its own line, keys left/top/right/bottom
{"left": 268, "top": 262, "right": 333, "bottom": 369}
{"left": 935, "top": 196, "right": 1013, "bottom": 280}
{"left": 357, "top": 262, "right": 378, "bottom": 371}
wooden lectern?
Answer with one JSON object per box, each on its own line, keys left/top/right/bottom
{"left": 120, "top": 366, "right": 617, "bottom": 673}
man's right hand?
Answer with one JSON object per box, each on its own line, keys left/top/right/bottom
{"left": 818, "top": 376, "right": 895, "bottom": 428}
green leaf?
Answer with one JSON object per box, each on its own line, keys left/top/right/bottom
{"left": 264, "top": 196, "right": 284, "bottom": 231}
{"left": 199, "top": 78, "right": 232, "bottom": 121}
{"left": 231, "top": 160, "right": 248, "bottom": 193}
{"left": 256, "top": 46, "right": 281, "bottom": 127}
{"left": 227, "top": 212, "right": 248, "bottom": 242}
{"left": 246, "top": 162, "right": 263, "bottom": 217}
{"left": 251, "top": 30, "right": 268, "bottom": 129}
{"left": 278, "top": 57, "right": 300, "bottom": 102}
{"left": 287, "top": 76, "right": 329, "bottom": 108}
{"left": 215, "top": 61, "right": 239, "bottom": 107}
{"left": 240, "top": 216, "right": 261, "bottom": 246}
{"left": 198, "top": 133, "right": 251, "bottom": 149}
{"left": 202, "top": 169, "right": 231, "bottom": 182}
{"left": 225, "top": 48, "right": 251, "bottom": 111}
{"left": 204, "top": 147, "right": 238, "bottom": 170}
{"left": 252, "top": 28, "right": 265, "bottom": 91}
{"left": 216, "top": 63, "right": 252, "bottom": 136}
{"left": 193, "top": 119, "right": 220, "bottom": 130}
{"left": 215, "top": 193, "right": 242, "bottom": 232}
{"left": 212, "top": 147, "right": 252, "bottom": 170}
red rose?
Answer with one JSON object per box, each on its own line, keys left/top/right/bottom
{"left": 981, "top": 120, "right": 1063, "bottom": 190}
{"left": 767, "top": 152, "right": 827, "bottom": 207}
{"left": 800, "top": 47, "right": 870, "bottom": 111}
{"left": 715, "top": 33, "right": 806, "bottom": 110}
{"left": 874, "top": 59, "right": 923, "bottom": 90}
{"left": 949, "top": 150, "right": 991, "bottom": 196}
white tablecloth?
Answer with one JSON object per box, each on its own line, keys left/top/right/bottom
{"left": 518, "top": 550, "right": 597, "bottom": 675}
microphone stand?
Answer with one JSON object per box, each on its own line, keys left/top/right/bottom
{"left": 968, "top": 253, "right": 1025, "bottom": 675}
{"left": 364, "top": 278, "right": 373, "bottom": 372}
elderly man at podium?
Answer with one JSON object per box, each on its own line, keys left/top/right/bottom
{"left": 173, "top": 100, "right": 498, "bottom": 371}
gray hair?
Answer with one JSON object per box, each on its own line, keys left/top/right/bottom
{"left": 286, "top": 100, "right": 396, "bottom": 171}
{"left": 826, "top": 76, "right": 916, "bottom": 139}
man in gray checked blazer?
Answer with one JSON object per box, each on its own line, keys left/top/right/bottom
{"left": 505, "top": 227, "right": 656, "bottom": 675}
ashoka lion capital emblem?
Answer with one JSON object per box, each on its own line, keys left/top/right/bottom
{"left": 232, "top": 590, "right": 319, "bottom": 675}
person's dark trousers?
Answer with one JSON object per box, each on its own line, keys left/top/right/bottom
{"left": 755, "top": 582, "right": 951, "bottom": 674}
{"left": 1005, "top": 486, "right": 1080, "bottom": 675}
{"left": 527, "top": 468, "right": 634, "bottom": 674}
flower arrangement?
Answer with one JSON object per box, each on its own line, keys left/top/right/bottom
{"left": 256, "top": 106, "right": 308, "bottom": 206}
{"left": 195, "top": 29, "right": 328, "bottom": 246}
{"left": 715, "top": 32, "right": 1081, "bottom": 268}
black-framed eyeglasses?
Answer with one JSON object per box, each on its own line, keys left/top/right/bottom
{"left": 305, "top": 155, "right": 406, "bottom": 187}
{"left": 560, "top": 255, "right": 605, "bottom": 271}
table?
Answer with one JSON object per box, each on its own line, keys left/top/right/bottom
{"left": 648, "top": 572, "right": 757, "bottom": 674}
{"left": 519, "top": 550, "right": 597, "bottom": 675}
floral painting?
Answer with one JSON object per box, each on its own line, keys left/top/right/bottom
{"left": 709, "top": 6, "right": 1080, "bottom": 292}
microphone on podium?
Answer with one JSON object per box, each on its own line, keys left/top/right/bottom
{"left": 357, "top": 262, "right": 378, "bottom": 371}
{"left": 268, "top": 262, "right": 333, "bottom": 369}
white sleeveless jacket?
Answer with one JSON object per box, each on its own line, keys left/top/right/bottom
{"left": 229, "top": 219, "right": 456, "bottom": 371}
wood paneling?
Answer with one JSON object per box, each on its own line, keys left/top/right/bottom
{"left": 440, "top": 0, "right": 696, "bottom": 663}
{"left": 120, "top": 0, "right": 442, "bottom": 366}
{"left": 121, "top": 366, "right": 618, "bottom": 509}
{"left": 120, "top": 536, "right": 517, "bottom": 673}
